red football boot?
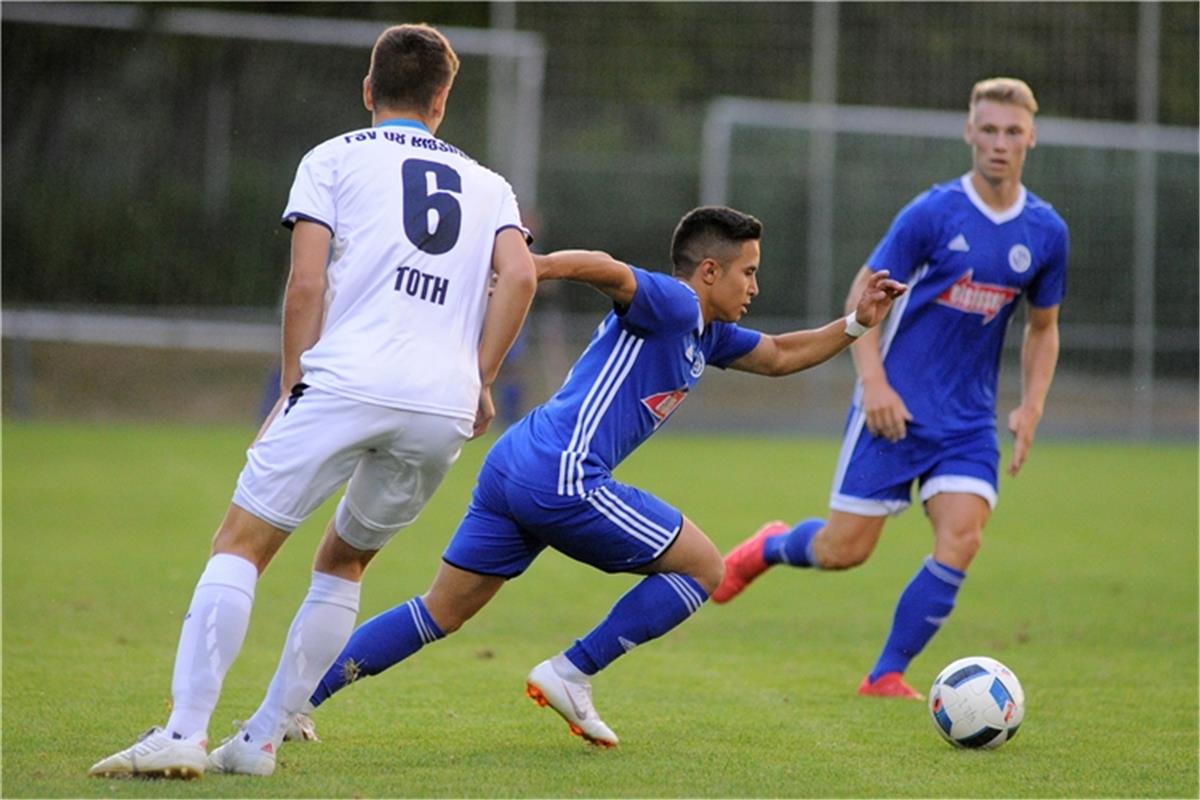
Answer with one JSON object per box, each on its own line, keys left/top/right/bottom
{"left": 857, "top": 672, "right": 925, "bottom": 700}
{"left": 711, "top": 520, "right": 789, "bottom": 604}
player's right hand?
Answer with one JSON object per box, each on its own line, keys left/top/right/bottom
{"left": 852, "top": 269, "right": 908, "bottom": 327}
{"left": 861, "top": 379, "right": 912, "bottom": 442}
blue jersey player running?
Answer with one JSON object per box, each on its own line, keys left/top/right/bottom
{"left": 283, "top": 206, "right": 906, "bottom": 747}
{"left": 714, "top": 78, "right": 1068, "bottom": 700}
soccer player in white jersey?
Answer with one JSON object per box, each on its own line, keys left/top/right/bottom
{"left": 715, "top": 78, "right": 1069, "bottom": 700}
{"left": 89, "top": 24, "right": 536, "bottom": 778}
{"left": 272, "top": 207, "right": 906, "bottom": 749}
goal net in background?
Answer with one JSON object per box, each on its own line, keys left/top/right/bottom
{"left": 700, "top": 97, "right": 1197, "bottom": 369}
{"left": 1, "top": 3, "right": 542, "bottom": 308}
{"left": 2, "top": 2, "right": 1196, "bottom": 439}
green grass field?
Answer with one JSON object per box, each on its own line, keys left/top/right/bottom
{"left": 3, "top": 421, "right": 1197, "bottom": 798}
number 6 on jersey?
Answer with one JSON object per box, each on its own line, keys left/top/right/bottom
{"left": 402, "top": 158, "right": 462, "bottom": 254}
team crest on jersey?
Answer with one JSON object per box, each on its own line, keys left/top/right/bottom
{"left": 936, "top": 270, "right": 1018, "bottom": 324}
{"left": 642, "top": 388, "right": 688, "bottom": 426}
{"left": 1008, "top": 244, "right": 1033, "bottom": 273}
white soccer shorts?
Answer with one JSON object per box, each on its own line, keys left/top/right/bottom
{"left": 232, "top": 384, "right": 472, "bottom": 550}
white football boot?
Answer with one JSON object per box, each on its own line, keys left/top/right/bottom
{"left": 525, "top": 659, "right": 618, "bottom": 747}
{"left": 206, "top": 728, "right": 277, "bottom": 776}
{"left": 88, "top": 726, "right": 207, "bottom": 779}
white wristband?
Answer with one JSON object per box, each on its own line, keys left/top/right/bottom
{"left": 843, "top": 312, "right": 869, "bottom": 338}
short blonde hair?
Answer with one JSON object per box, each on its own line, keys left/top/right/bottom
{"left": 969, "top": 77, "right": 1038, "bottom": 115}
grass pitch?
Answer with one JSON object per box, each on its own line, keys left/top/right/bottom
{"left": 2, "top": 421, "right": 1197, "bottom": 798}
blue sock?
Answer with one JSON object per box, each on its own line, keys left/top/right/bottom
{"left": 762, "top": 518, "right": 824, "bottom": 567}
{"left": 564, "top": 573, "right": 707, "bottom": 675}
{"left": 869, "top": 556, "right": 965, "bottom": 681}
{"left": 310, "top": 596, "right": 444, "bottom": 707}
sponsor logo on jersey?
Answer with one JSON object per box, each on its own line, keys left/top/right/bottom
{"left": 1008, "top": 244, "right": 1033, "bottom": 273}
{"left": 641, "top": 388, "right": 688, "bottom": 426}
{"left": 947, "top": 233, "right": 971, "bottom": 253}
{"left": 935, "top": 270, "right": 1018, "bottom": 324}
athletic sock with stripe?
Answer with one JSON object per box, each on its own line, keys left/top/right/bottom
{"left": 869, "top": 556, "right": 965, "bottom": 680}
{"left": 309, "top": 596, "right": 444, "bottom": 707}
{"left": 563, "top": 573, "right": 707, "bottom": 675}
{"left": 166, "top": 553, "right": 258, "bottom": 741}
{"left": 244, "top": 571, "right": 361, "bottom": 743}
{"left": 762, "top": 518, "right": 824, "bottom": 567}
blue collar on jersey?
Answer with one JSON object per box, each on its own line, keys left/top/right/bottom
{"left": 376, "top": 118, "right": 430, "bottom": 133}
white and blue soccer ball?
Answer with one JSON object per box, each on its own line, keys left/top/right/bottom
{"left": 928, "top": 656, "right": 1025, "bottom": 749}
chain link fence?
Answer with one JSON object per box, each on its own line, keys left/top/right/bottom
{"left": 3, "top": 2, "right": 1196, "bottom": 438}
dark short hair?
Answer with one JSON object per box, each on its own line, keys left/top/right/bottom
{"left": 670, "top": 206, "right": 763, "bottom": 276}
{"left": 369, "top": 24, "right": 460, "bottom": 113}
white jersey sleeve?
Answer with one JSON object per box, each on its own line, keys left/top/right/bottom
{"left": 494, "top": 182, "right": 526, "bottom": 242}
{"left": 281, "top": 123, "right": 530, "bottom": 421}
{"left": 283, "top": 146, "right": 337, "bottom": 232}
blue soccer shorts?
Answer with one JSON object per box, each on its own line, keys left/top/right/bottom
{"left": 829, "top": 405, "right": 999, "bottom": 516}
{"left": 442, "top": 461, "right": 683, "bottom": 578}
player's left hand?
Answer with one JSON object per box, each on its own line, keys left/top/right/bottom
{"left": 852, "top": 270, "right": 908, "bottom": 328}
{"left": 1006, "top": 405, "right": 1042, "bottom": 476}
{"left": 473, "top": 386, "right": 496, "bottom": 440}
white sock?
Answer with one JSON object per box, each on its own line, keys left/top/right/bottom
{"left": 244, "top": 571, "right": 361, "bottom": 744}
{"left": 166, "top": 553, "right": 258, "bottom": 740}
{"left": 551, "top": 653, "right": 589, "bottom": 684}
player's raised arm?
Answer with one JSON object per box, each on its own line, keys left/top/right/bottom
{"left": 533, "top": 250, "right": 638, "bottom": 306}
{"left": 730, "top": 269, "right": 905, "bottom": 377}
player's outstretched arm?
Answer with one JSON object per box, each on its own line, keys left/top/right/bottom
{"left": 475, "top": 228, "right": 538, "bottom": 439}
{"left": 1007, "top": 304, "right": 1060, "bottom": 476}
{"left": 730, "top": 269, "right": 905, "bottom": 377}
{"left": 533, "top": 250, "right": 637, "bottom": 305}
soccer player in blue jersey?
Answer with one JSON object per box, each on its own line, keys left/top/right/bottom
{"left": 282, "top": 206, "right": 906, "bottom": 748}
{"left": 714, "top": 78, "right": 1068, "bottom": 700}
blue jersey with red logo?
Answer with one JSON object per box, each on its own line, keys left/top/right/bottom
{"left": 487, "top": 266, "right": 761, "bottom": 495}
{"left": 863, "top": 175, "right": 1068, "bottom": 433}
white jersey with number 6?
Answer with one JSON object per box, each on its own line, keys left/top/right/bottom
{"left": 281, "top": 118, "right": 528, "bottom": 422}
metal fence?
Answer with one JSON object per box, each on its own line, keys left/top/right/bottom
{"left": 2, "top": 2, "right": 1197, "bottom": 438}
{"left": 699, "top": 96, "right": 1198, "bottom": 435}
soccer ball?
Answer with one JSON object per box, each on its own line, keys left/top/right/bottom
{"left": 928, "top": 656, "right": 1024, "bottom": 749}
